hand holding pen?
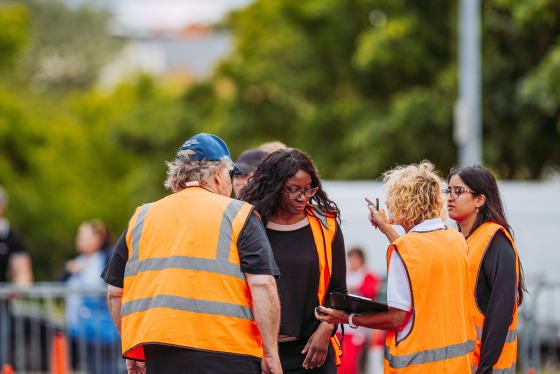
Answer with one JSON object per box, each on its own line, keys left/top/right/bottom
{"left": 366, "top": 197, "right": 379, "bottom": 230}
{"left": 365, "top": 197, "right": 401, "bottom": 243}
{"left": 366, "top": 197, "right": 380, "bottom": 229}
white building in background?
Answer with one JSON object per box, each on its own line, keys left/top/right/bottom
{"left": 99, "top": 25, "right": 233, "bottom": 87}
{"left": 91, "top": 0, "right": 255, "bottom": 86}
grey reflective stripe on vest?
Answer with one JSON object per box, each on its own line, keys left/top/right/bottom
{"left": 385, "top": 341, "right": 470, "bottom": 369}
{"left": 475, "top": 326, "right": 517, "bottom": 343}
{"left": 312, "top": 205, "right": 328, "bottom": 229}
{"left": 121, "top": 294, "right": 254, "bottom": 320}
{"left": 471, "top": 364, "right": 516, "bottom": 374}
{"left": 468, "top": 339, "right": 476, "bottom": 352}
{"left": 216, "top": 200, "right": 246, "bottom": 262}
{"left": 128, "top": 203, "right": 152, "bottom": 270}
{"left": 125, "top": 255, "right": 245, "bottom": 279}
{"left": 125, "top": 200, "right": 246, "bottom": 279}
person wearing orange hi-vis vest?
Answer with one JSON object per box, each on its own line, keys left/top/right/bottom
{"left": 316, "top": 161, "right": 476, "bottom": 374}
{"left": 102, "top": 134, "right": 282, "bottom": 374}
{"left": 445, "top": 165, "right": 527, "bottom": 374}
{"left": 240, "top": 148, "right": 347, "bottom": 373}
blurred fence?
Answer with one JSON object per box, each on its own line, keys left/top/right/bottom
{"left": 0, "top": 282, "right": 125, "bottom": 374}
{"left": 519, "top": 278, "right": 560, "bottom": 373}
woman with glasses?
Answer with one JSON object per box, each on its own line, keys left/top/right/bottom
{"left": 445, "top": 165, "right": 526, "bottom": 374}
{"left": 239, "top": 148, "right": 347, "bottom": 374}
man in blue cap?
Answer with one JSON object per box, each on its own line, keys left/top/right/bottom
{"left": 102, "top": 134, "right": 282, "bottom": 374}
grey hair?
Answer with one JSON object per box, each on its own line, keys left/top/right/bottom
{"left": 164, "top": 149, "right": 233, "bottom": 192}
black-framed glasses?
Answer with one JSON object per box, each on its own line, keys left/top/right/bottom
{"left": 442, "top": 186, "right": 476, "bottom": 199}
{"left": 281, "top": 187, "right": 319, "bottom": 200}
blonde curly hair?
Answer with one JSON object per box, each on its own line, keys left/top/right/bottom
{"left": 383, "top": 161, "right": 444, "bottom": 229}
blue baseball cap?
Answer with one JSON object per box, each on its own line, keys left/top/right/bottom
{"left": 178, "top": 133, "right": 244, "bottom": 175}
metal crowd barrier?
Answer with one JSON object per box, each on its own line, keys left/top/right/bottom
{"left": 0, "top": 282, "right": 125, "bottom": 374}
{"left": 519, "top": 278, "right": 560, "bottom": 373}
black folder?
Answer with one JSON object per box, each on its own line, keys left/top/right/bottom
{"left": 329, "top": 291, "right": 388, "bottom": 314}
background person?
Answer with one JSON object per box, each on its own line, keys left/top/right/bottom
{"left": 59, "top": 219, "right": 120, "bottom": 374}
{"left": 316, "top": 161, "right": 475, "bottom": 373}
{"left": 233, "top": 148, "right": 269, "bottom": 197}
{"left": 337, "top": 247, "right": 382, "bottom": 374}
{"left": 0, "top": 185, "right": 33, "bottom": 365}
{"left": 239, "top": 148, "right": 347, "bottom": 374}
{"left": 258, "top": 141, "right": 286, "bottom": 153}
{"left": 0, "top": 186, "right": 33, "bottom": 287}
{"left": 446, "top": 165, "right": 526, "bottom": 374}
{"left": 346, "top": 247, "right": 381, "bottom": 303}
{"left": 102, "top": 133, "right": 282, "bottom": 374}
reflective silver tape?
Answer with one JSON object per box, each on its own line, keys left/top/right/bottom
{"left": 124, "top": 255, "right": 245, "bottom": 279}
{"left": 475, "top": 326, "right": 516, "bottom": 344}
{"left": 504, "top": 329, "right": 517, "bottom": 343}
{"left": 216, "top": 200, "right": 246, "bottom": 262}
{"left": 385, "top": 341, "right": 470, "bottom": 369}
{"left": 475, "top": 326, "right": 483, "bottom": 340}
{"left": 121, "top": 294, "right": 254, "bottom": 320}
{"left": 491, "top": 364, "right": 516, "bottom": 374}
{"left": 125, "top": 204, "right": 152, "bottom": 277}
{"left": 471, "top": 364, "right": 516, "bottom": 373}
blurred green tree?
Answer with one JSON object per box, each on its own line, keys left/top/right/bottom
{"left": 15, "top": 0, "right": 124, "bottom": 90}
{"left": 195, "top": 0, "right": 560, "bottom": 179}
{"left": 0, "top": 2, "right": 29, "bottom": 69}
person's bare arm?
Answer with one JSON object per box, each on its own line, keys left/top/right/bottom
{"left": 316, "top": 305, "right": 411, "bottom": 331}
{"left": 107, "top": 285, "right": 145, "bottom": 374}
{"left": 246, "top": 273, "right": 283, "bottom": 374}
{"left": 107, "top": 285, "right": 123, "bottom": 333}
{"left": 9, "top": 253, "right": 33, "bottom": 287}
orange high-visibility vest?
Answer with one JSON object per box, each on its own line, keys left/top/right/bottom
{"left": 384, "top": 226, "right": 476, "bottom": 374}
{"left": 121, "top": 187, "right": 262, "bottom": 360}
{"left": 467, "top": 222, "right": 519, "bottom": 374}
{"left": 307, "top": 205, "right": 343, "bottom": 366}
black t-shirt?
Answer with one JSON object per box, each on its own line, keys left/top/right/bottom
{"left": 0, "top": 225, "right": 27, "bottom": 283}
{"left": 471, "top": 230, "right": 517, "bottom": 374}
{"left": 266, "top": 221, "right": 347, "bottom": 340}
{"left": 102, "top": 210, "right": 280, "bottom": 288}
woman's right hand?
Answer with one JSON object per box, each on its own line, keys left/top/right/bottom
{"left": 365, "top": 197, "right": 400, "bottom": 243}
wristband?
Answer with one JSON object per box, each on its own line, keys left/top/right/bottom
{"left": 348, "top": 313, "right": 360, "bottom": 329}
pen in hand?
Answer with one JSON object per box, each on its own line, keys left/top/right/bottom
{"left": 368, "top": 198, "right": 380, "bottom": 230}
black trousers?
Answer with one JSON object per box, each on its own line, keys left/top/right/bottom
{"left": 143, "top": 344, "right": 262, "bottom": 374}
{"left": 278, "top": 340, "right": 337, "bottom": 374}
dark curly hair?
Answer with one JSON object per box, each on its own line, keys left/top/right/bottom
{"left": 239, "top": 148, "right": 340, "bottom": 225}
